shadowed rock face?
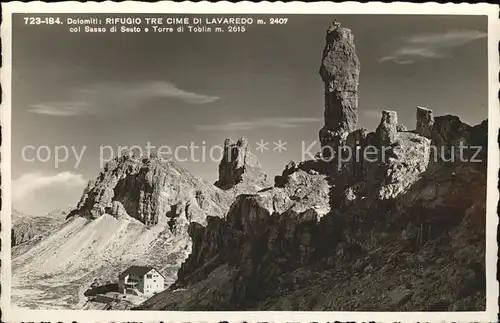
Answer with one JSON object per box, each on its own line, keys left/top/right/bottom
{"left": 137, "top": 158, "right": 487, "bottom": 311}
{"left": 319, "top": 21, "right": 360, "bottom": 155}
{"left": 215, "top": 138, "right": 271, "bottom": 194}
{"left": 376, "top": 110, "right": 398, "bottom": 146}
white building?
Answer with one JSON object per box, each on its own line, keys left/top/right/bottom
{"left": 118, "top": 265, "right": 165, "bottom": 296}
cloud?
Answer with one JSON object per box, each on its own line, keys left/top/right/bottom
{"left": 391, "top": 59, "right": 416, "bottom": 65}
{"left": 28, "top": 81, "right": 219, "bottom": 116}
{"left": 12, "top": 172, "right": 86, "bottom": 202}
{"left": 405, "top": 30, "right": 486, "bottom": 46}
{"left": 28, "top": 102, "right": 91, "bottom": 116}
{"left": 196, "top": 117, "right": 321, "bottom": 131}
{"left": 379, "top": 30, "right": 486, "bottom": 64}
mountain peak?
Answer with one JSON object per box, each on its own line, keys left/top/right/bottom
{"left": 71, "top": 155, "right": 232, "bottom": 226}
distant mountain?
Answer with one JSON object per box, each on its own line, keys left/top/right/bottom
{"left": 46, "top": 206, "right": 74, "bottom": 218}
{"left": 11, "top": 208, "right": 67, "bottom": 247}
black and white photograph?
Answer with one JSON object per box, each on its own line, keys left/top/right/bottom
{"left": 1, "top": 2, "right": 498, "bottom": 322}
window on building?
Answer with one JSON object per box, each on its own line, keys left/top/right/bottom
{"left": 146, "top": 274, "right": 152, "bottom": 279}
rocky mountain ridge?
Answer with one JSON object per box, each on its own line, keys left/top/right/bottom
{"left": 136, "top": 21, "right": 487, "bottom": 311}
{"left": 11, "top": 20, "right": 488, "bottom": 312}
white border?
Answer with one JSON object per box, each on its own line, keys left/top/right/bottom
{"left": 1, "top": 2, "right": 499, "bottom": 322}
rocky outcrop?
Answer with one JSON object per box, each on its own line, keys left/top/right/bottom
{"left": 335, "top": 106, "right": 488, "bottom": 201}
{"left": 137, "top": 158, "right": 487, "bottom": 311}
{"left": 215, "top": 138, "right": 270, "bottom": 194}
{"left": 416, "top": 106, "right": 434, "bottom": 138}
{"left": 334, "top": 110, "right": 431, "bottom": 201}
{"left": 71, "top": 155, "right": 232, "bottom": 226}
{"left": 365, "top": 110, "right": 431, "bottom": 199}
{"left": 318, "top": 21, "right": 360, "bottom": 156}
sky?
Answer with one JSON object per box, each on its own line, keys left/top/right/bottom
{"left": 11, "top": 14, "right": 488, "bottom": 215}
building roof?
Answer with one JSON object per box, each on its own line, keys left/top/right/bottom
{"left": 119, "top": 265, "right": 160, "bottom": 279}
